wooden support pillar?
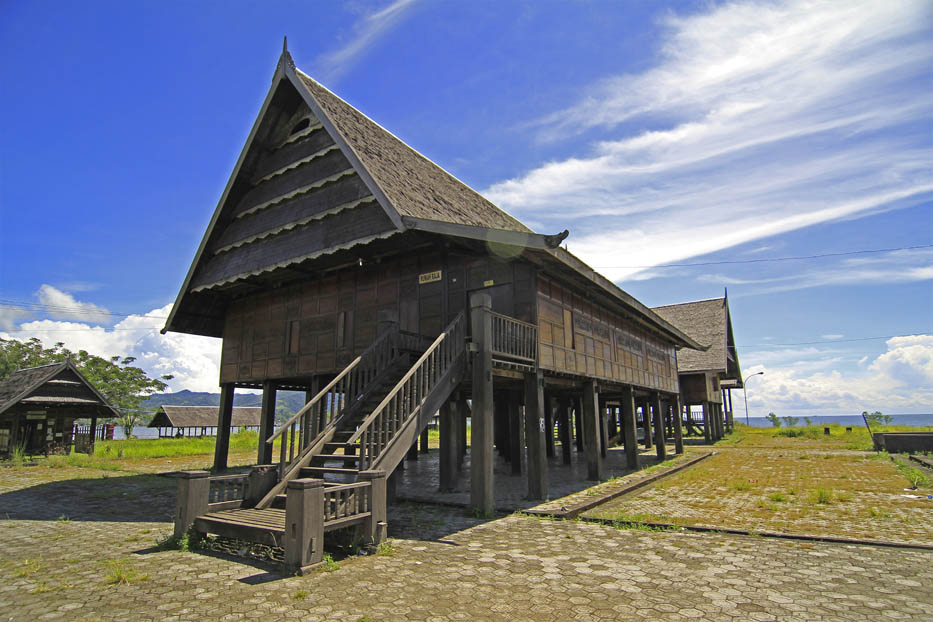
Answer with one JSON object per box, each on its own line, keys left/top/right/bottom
{"left": 469, "top": 293, "right": 495, "bottom": 514}
{"left": 642, "top": 401, "right": 653, "bottom": 449}
{"left": 407, "top": 438, "right": 419, "bottom": 461}
{"left": 582, "top": 381, "right": 605, "bottom": 481}
{"left": 459, "top": 400, "right": 468, "bottom": 463}
{"left": 524, "top": 370, "right": 548, "bottom": 500}
{"left": 621, "top": 386, "right": 639, "bottom": 470}
{"left": 257, "top": 381, "right": 277, "bottom": 465}
{"left": 673, "top": 394, "right": 685, "bottom": 455}
{"left": 284, "top": 478, "right": 324, "bottom": 572}
{"left": 558, "top": 396, "right": 572, "bottom": 465}
{"left": 574, "top": 398, "right": 584, "bottom": 452}
{"left": 439, "top": 401, "right": 458, "bottom": 491}
{"left": 174, "top": 471, "right": 209, "bottom": 538}
{"left": 494, "top": 394, "right": 508, "bottom": 459}
{"left": 420, "top": 426, "right": 429, "bottom": 454}
{"left": 213, "top": 383, "right": 235, "bottom": 472}
{"left": 358, "top": 470, "right": 387, "bottom": 544}
{"left": 607, "top": 405, "right": 619, "bottom": 442}
{"left": 599, "top": 402, "right": 609, "bottom": 459}
{"left": 703, "top": 402, "right": 711, "bottom": 443}
{"left": 544, "top": 394, "right": 555, "bottom": 459}
{"left": 508, "top": 390, "right": 524, "bottom": 475}
{"left": 653, "top": 392, "right": 667, "bottom": 461}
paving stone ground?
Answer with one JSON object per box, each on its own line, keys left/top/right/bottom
{"left": 1, "top": 461, "right": 932, "bottom": 621}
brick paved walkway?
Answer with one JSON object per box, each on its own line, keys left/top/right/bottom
{"left": 1, "top": 464, "right": 931, "bottom": 621}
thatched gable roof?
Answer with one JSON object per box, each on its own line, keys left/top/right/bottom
{"left": 652, "top": 296, "right": 742, "bottom": 383}
{"left": 0, "top": 361, "right": 119, "bottom": 417}
{"left": 148, "top": 405, "right": 261, "bottom": 429}
{"left": 162, "top": 45, "right": 700, "bottom": 350}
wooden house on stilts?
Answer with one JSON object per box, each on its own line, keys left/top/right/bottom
{"left": 653, "top": 295, "right": 743, "bottom": 440}
{"left": 164, "top": 44, "right": 702, "bottom": 572}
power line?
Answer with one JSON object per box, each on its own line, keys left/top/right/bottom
{"left": 738, "top": 335, "right": 926, "bottom": 347}
{"left": 593, "top": 244, "right": 933, "bottom": 269}
{"left": 0, "top": 300, "right": 167, "bottom": 320}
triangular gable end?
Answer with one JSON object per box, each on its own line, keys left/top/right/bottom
{"left": 163, "top": 50, "right": 407, "bottom": 337}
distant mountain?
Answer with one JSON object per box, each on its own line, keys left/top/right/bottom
{"left": 140, "top": 389, "right": 307, "bottom": 414}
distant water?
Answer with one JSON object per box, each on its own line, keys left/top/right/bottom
{"left": 110, "top": 426, "right": 162, "bottom": 440}
{"left": 744, "top": 414, "right": 933, "bottom": 428}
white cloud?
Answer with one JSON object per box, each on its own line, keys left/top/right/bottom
{"left": 484, "top": 0, "right": 933, "bottom": 281}
{"left": 0, "top": 307, "right": 31, "bottom": 331}
{"left": 1, "top": 303, "right": 222, "bottom": 393}
{"left": 36, "top": 284, "right": 113, "bottom": 325}
{"left": 744, "top": 334, "right": 933, "bottom": 416}
{"left": 313, "top": 0, "right": 420, "bottom": 83}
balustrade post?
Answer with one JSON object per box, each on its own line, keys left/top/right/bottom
{"left": 284, "top": 478, "right": 324, "bottom": 573}
{"left": 358, "top": 470, "right": 387, "bottom": 544}
{"left": 174, "top": 471, "right": 209, "bottom": 538}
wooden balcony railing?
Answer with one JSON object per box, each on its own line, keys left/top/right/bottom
{"left": 489, "top": 311, "right": 537, "bottom": 365}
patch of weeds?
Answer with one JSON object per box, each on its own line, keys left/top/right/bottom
{"left": 101, "top": 559, "right": 149, "bottom": 586}
{"left": 293, "top": 589, "right": 308, "bottom": 601}
{"left": 865, "top": 507, "right": 892, "bottom": 519}
{"left": 57, "top": 514, "right": 71, "bottom": 522}
{"left": 797, "top": 455, "right": 810, "bottom": 461}
{"left": 471, "top": 507, "right": 495, "bottom": 519}
{"left": 375, "top": 540, "right": 395, "bottom": 557}
{"left": 321, "top": 553, "right": 340, "bottom": 573}
{"left": 894, "top": 461, "right": 933, "bottom": 489}
{"left": 755, "top": 500, "right": 778, "bottom": 512}
{"left": 768, "top": 492, "right": 789, "bottom": 503}
{"left": 809, "top": 488, "right": 833, "bottom": 505}
{"left": 13, "top": 558, "right": 43, "bottom": 578}
{"left": 357, "top": 616, "right": 373, "bottom": 622}
{"left": 730, "top": 480, "right": 754, "bottom": 492}
{"left": 156, "top": 532, "right": 194, "bottom": 552}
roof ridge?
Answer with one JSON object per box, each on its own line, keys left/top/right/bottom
{"left": 652, "top": 297, "right": 725, "bottom": 310}
{"left": 9, "top": 360, "right": 68, "bottom": 374}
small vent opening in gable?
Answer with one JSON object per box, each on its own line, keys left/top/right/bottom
{"left": 289, "top": 118, "right": 310, "bottom": 136}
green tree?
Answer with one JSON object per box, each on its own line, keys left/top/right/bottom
{"left": 781, "top": 415, "right": 800, "bottom": 428}
{"left": 0, "top": 337, "right": 172, "bottom": 417}
{"left": 765, "top": 412, "right": 781, "bottom": 428}
{"left": 862, "top": 410, "right": 893, "bottom": 428}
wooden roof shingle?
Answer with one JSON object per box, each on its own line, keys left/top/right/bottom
{"left": 652, "top": 296, "right": 742, "bottom": 382}
{"left": 0, "top": 361, "right": 119, "bottom": 417}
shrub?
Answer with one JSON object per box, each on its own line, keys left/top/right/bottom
{"left": 765, "top": 413, "right": 781, "bottom": 428}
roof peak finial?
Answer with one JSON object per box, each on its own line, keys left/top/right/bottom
{"left": 277, "top": 36, "right": 295, "bottom": 76}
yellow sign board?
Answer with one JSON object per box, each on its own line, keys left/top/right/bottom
{"left": 418, "top": 270, "right": 442, "bottom": 285}
{"left": 483, "top": 279, "right": 495, "bottom": 287}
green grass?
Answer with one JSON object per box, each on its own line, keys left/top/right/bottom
{"left": 93, "top": 430, "right": 261, "bottom": 460}
{"left": 101, "top": 559, "right": 149, "bottom": 586}
{"left": 321, "top": 553, "right": 340, "bottom": 572}
{"left": 375, "top": 540, "right": 395, "bottom": 557}
{"left": 809, "top": 487, "right": 834, "bottom": 505}
{"left": 767, "top": 492, "right": 789, "bottom": 503}
{"left": 730, "top": 480, "right": 754, "bottom": 492}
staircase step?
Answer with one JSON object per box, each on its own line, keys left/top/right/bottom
{"left": 311, "top": 453, "right": 359, "bottom": 462}
{"left": 300, "top": 466, "right": 360, "bottom": 476}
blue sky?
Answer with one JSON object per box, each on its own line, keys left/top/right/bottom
{"left": 1, "top": 0, "right": 930, "bottom": 417}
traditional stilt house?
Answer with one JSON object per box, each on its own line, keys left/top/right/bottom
{"left": 148, "top": 405, "right": 261, "bottom": 438}
{"left": 652, "top": 295, "right": 743, "bottom": 440}
{"left": 0, "top": 361, "right": 119, "bottom": 456}
{"left": 164, "top": 44, "right": 702, "bottom": 572}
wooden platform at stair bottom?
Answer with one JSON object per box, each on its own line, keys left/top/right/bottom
{"left": 195, "top": 508, "right": 285, "bottom": 546}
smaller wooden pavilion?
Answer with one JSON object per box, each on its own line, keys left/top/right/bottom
{"left": 0, "top": 361, "right": 119, "bottom": 456}
{"left": 652, "top": 295, "right": 742, "bottom": 441}
{"left": 149, "top": 405, "right": 261, "bottom": 438}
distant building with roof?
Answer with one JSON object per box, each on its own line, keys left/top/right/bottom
{"left": 148, "top": 405, "right": 261, "bottom": 438}
{"left": 653, "top": 294, "right": 743, "bottom": 440}
{"left": 0, "top": 360, "right": 118, "bottom": 456}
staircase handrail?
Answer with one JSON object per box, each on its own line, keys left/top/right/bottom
{"left": 348, "top": 312, "right": 466, "bottom": 470}
{"left": 264, "top": 325, "right": 414, "bottom": 487}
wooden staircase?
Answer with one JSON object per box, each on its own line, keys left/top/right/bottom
{"left": 187, "top": 313, "right": 467, "bottom": 572}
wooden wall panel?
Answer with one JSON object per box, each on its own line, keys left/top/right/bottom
{"left": 535, "top": 275, "right": 678, "bottom": 393}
